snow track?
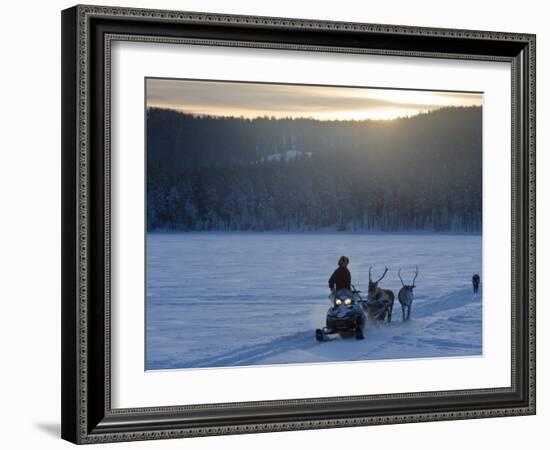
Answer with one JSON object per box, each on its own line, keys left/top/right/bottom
{"left": 146, "top": 233, "right": 482, "bottom": 370}
{"left": 181, "top": 331, "right": 314, "bottom": 368}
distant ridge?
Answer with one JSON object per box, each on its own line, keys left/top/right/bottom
{"left": 147, "top": 106, "right": 482, "bottom": 233}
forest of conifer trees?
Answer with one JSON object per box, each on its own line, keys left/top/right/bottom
{"left": 146, "top": 106, "right": 482, "bottom": 233}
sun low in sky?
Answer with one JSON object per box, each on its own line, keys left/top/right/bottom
{"left": 146, "top": 78, "right": 482, "bottom": 121}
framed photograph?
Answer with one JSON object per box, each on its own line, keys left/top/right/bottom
{"left": 61, "top": 4, "right": 536, "bottom": 444}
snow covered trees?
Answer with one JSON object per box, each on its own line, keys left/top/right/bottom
{"left": 146, "top": 107, "right": 482, "bottom": 233}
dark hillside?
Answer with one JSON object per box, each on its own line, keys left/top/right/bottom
{"left": 147, "top": 107, "right": 482, "bottom": 232}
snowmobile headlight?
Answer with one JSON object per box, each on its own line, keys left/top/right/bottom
{"left": 335, "top": 299, "right": 342, "bottom": 306}
{"left": 344, "top": 298, "right": 352, "bottom": 306}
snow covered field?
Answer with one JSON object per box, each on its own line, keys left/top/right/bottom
{"left": 146, "top": 233, "right": 482, "bottom": 370}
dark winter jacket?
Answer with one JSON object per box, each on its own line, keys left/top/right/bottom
{"left": 328, "top": 267, "right": 351, "bottom": 291}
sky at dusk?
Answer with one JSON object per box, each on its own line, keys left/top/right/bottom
{"left": 146, "top": 78, "right": 482, "bottom": 121}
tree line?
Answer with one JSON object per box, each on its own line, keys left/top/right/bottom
{"left": 146, "top": 106, "right": 482, "bottom": 233}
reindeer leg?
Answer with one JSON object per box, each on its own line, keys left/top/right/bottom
{"left": 402, "top": 305, "right": 406, "bottom": 321}
{"left": 407, "top": 304, "right": 412, "bottom": 320}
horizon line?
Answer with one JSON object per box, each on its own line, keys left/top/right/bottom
{"left": 146, "top": 104, "right": 482, "bottom": 123}
{"left": 146, "top": 78, "right": 483, "bottom": 122}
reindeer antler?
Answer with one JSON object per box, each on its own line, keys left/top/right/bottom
{"left": 398, "top": 268, "right": 405, "bottom": 287}
{"left": 374, "top": 266, "right": 389, "bottom": 283}
{"left": 412, "top": 266, "right": 419, "bottom": 286}
{"left": 368, "top": 266, "right": 372, "bottom": 282}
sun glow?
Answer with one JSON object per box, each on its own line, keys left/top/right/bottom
{"left": 147, "top": 78, "right": 483, "bottom": 121}
{"left": 309, "top": 108, "right": 426, "bottom": 121}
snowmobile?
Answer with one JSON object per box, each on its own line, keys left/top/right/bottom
{"left": 315, "top": 286, "right": 366, "bottom": 341}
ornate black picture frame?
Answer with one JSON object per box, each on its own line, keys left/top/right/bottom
{"left": 61, "top": 4, "right": 536, "bottom": 444}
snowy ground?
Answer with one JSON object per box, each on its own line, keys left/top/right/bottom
{"left": 146, "top": 233, "right": 482, "bottom": 370}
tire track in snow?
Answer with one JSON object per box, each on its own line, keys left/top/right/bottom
{"left": 178, "top": 330, "right": 316, "bottom": 368}
{"left": 169, "top": 288, "right": 481, "bottom": 368}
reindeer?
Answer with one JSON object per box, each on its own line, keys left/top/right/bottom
{"left": 367, "top": 266, "right": 395, "bottom": 323}
{"left": 472, "top": 273, "right": 480, "bottom": 294}
{"left": 398, "top": 267, "right": 419, "bottom": 321}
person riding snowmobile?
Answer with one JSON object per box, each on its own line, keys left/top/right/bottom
{"left": 328, "top": 256, "right": 351, "bottom": 292}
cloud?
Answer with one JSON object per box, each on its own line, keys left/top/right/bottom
{"left": 146, "top": 78, "right": 482, "bottom": 120}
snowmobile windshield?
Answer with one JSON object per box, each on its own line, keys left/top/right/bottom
{"left": 335, "top": 288, "right": 354, "bottom": 300}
